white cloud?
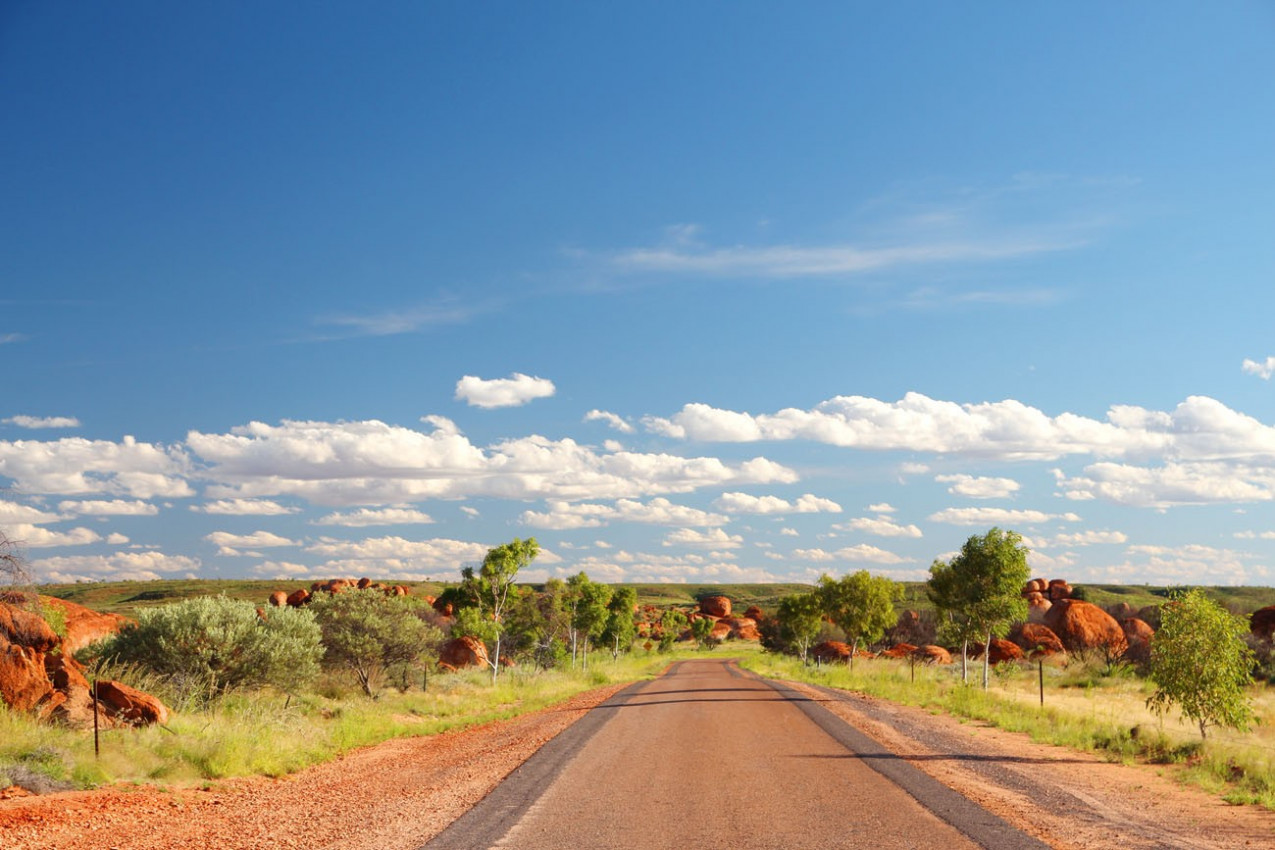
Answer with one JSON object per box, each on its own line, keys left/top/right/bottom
{"left": 584, "top": 410, "right": 635, "bottom": 434}
{"left": 867, "top": 502, "right": 896, "bottom": 513}
{"left": 304, "top": 536, "right": 490, "bottom": 571}
{"left": 1050, "top": 530, "right": 1128, "bottom": 547}
{"left": 1242, "top": 357, "right": 1275, "bottom": 380}
{"left": 713, "top": 492, "right": 842, "bottom": 515}
{"left": 0, "top": 435, "right": 191, "bottom": 498}
{"left": 521, "top": 497, "right": 727, "bottom": 530}
{"left": 205, "top": 530, "right": 298, "bottom": 556}
{"left": 662, "top": 528, "right": 743, "bottom": 549}
{"left": 835, "top": 516, "right": 923, "bottom": 538}
{"left": 1235, "top": 530, "right": 1275, "bottom": 540}
{"left": 58, "top": 499, "right": 159, "bottom": 516}
{"left": 780, "top": 527, "right": 799, "bottom": 537}
{"left": 455, "top": 373, "right": 556, "bottom": 409}
{"left": 460, "top": 506, "right": 480, "bottom": 518}
{"left": 251, "top": 560, "right": 313, "bottom": 578}
{"left": 927, "top": 507, "right": 1081, "bottom": 526}
{"left": 313, "top": 507, "right": 435, "bottom": 527}
{"left": 105, "top": 533, "right": 130, "bottom": 545}
{"left": 192, "top": 499, "right": 300, "bottom": 516}
{"left": 1056, "top": 461, "right": 1275, "bottom": 508}
{"left": 792, "top": 544, "right": 912, "bottom": 565}
{"left": 548, "top": 551, "right": 779, "bottom": 584}
{"left": 935, "top": 473, "right": 1021, "bottom": 499}
{"left": 3, "top": 523, "right": 101, "bottom": 548}
{"left": 3, "top": 415, "right": 81, "bottom": 429}
{"left": 0, "top": 334, "right": 27, "bottom": 345}
{"left": 1080, "top": 543, "right": 1267, "bottom": 586}
{"left": 0, "top": 500, "right": 63, "bottom": 525}
{"left": 899, "top": 463, "right": 931, "bottom": 475}
{"left": 188, "top": 418, "right": 795, "bottom": 506}
{"left": 32, "top": 551, "right": 201, "bottom": 583}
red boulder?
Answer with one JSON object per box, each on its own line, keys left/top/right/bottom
{"left": 95, "top": 679, "right": 169, "bottom": 726}
{"left": 1251, "top": 605, "right": 1275, "bottom": 640}
{"left": 699, "top": 596, "right": 732, "bottom": 618}
{"left": 439, "top": 636, "right": 490, "bottom": 669}
{"left": 1043, "top": 599, "right": 1128, "bottom": 657}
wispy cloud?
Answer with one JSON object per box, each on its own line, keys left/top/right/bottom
{"left": 0, "top": 333, "right": 28, "bottom": 345}
{"left": 1242, "top": 357, "right": 1275, "bottom": 380}
{"left": 3, "top": 415, "right": 81, "bottom": 429}
{"left": 312, "top": 297, "right": 491, "bottom": 339}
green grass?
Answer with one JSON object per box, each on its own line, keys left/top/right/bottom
{"left": 741, "top": 652, "right": 1275, "bottom": 810}
{"left": 0, "top": 648, "right": 714, "bottom": 792}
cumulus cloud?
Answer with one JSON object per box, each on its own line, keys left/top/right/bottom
{"left": 1235, "top": 530, "right": 1275, "bottom": 540}
{"left": 867, "top": 502, "right": 896, "bottom": 513}
{"left": 662, "top": 528, "right": 743, "bottom": 549}
{"left": 545, "top": 550, "right": 779, "bottom": 584}
{"left": 1056, "top": 462, "right": 1275, "bottom": 508}
{"left": 188, "top": 418, "right": 795, "bottom": 506}
{"left": 205, "top": 530, "right": 298, "bottom": 556}
{"left": 455, "top": 373, "right": 556, "bottom": 408}
{"left": 792, "top": 544, "right": 912, "bottom": 565}
{"left": 928, "top": 507, "right": 1081, "bottom": 526}
{"left": 712, "top": 492, "right": 842, "bottom": 515}
{"left": 313, "top": 507, "right": 435, "bottom": 527}
{"left": 835, "top": 516, "right": 923, "bottom": 538}
{"left": 460, "top": 506, "right": 480, "bottom": 518}
{"left": 58, "top": 499, "right": 158, "bottom": 516}
{"left": 521, "top": 497, "right": 727, "bottom": 530}
{"left": 1076, "top": 543, "right": 1267, "bottom": 586}
{"left": 3, "top": 415, "right": 81, "bottom": 429}
{"left": 304, "top": 536, "right": 490, "bottom": 572}
{"left": 780, "top": 527, "right": 799, "bottom": 537}
{"left": 584, "top": 410, "right": 635, "bottom": 433}
{"left": 1242, "top": 357, "right": 1275, "bottom": 380}
{"left": 0, "top": 435, "right": 191, "bottom": 498}
{"left": 192, "top": 499, "right": 300, "bottom": 516}
{"left": 0, "top": 500, "right": 64, "bottom": 525}
{"left": 31, "top": 551, "right": 201, "bottom": 583}
{"left": 1049, "top": 530, "right": 1128, "bottom": 547}
{"left": 935, "top": 474, "right": 1021, "bottom": 499}
{"left": 4, "top": 523, "right": 101, "bottom": 548}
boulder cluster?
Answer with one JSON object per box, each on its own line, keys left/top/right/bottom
{"left": 267, "top": 577, "right": 414, "bottom": 609}
{"left": 0, "top": 593, "right": 168, "bottom": 727}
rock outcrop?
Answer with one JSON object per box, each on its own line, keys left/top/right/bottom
{"left": 879, "top": 642, "right": 918, "bottom": 659}
{"left": 1121, "top": 617, "right": 1156, "bottom": 664}
{"left": 95, "top": 680, "right": 169, "bottom": 725}
{"left": 1251, "top": 605, "right": 1275, "bottom": 640}
{"left": 913, "top": 645, "right": 952, "bottom": 665}
{"left": 39, "top": 596, "right": 131, "bottom": 654}
{"left": 1008, "top": 622, "right": 1065, "bottom": 658}
{"left": 811, "top": 641, "right": 851, "bottom": 662}
{"left": 698, "top": 596, "right": 731, "bottom": 618}
{"left": 1043, "top": 599, "right": 1128, "bottom": 657}
{"left": 438, "top": 636, "right": 489, "bottom": 670}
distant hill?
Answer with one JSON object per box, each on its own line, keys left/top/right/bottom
{"left": 32, "top": 577, "right": 1275, "bottom": 620}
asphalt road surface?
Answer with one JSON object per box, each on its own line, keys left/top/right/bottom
{"left": 424, "top": 658, "right": 1049, "bottom": 850}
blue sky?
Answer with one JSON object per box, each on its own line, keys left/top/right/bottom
{"left": 3, "top": 3, "right": 1275, "bottom": 588}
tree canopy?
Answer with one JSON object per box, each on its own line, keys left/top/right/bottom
{"left": 817, "top": 570, "right": 900, "bottom": 668}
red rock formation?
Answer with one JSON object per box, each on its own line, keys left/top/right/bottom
{"left": 389, "top": 585, "right": 408, "bottom": 597}
{"left": 970, "top": 638, "right": 1023, "bottom": 664}
{"left": 709, "top": 621, "right": 733, "bottom": 641}
{"left": 438, "top": 636, "right": 490, "bottom": 669}
{"left": 95, "top": 679, "right": 169, "bottom": 726}
{"left": 268, "top": 590, "right": 288, "bottom": 608}
{"left": 0, "top": 638, "right": 54, "bottom": 711}
{"left": 913, "top": 645, "right": 952, "bottom": 665}
{"left": 699, "top": 596, "right": 731, "bottom": 618}
{"left": 1251, "top": 605, "right": 1275, "bottom": 640}
{"left": 879, "top": 643, "right": 918, "bottom": 659}
{"left": 1107, "top": 602, "right": 1136, "bottom": 622}
{"left": 432, "top": 597, "right": 454, "bottom": 617}
{"left": 285, "top": 589, "right": 311, "bottom": 607}
{"left": 811, "top": 641, "right": 851, "bottom": 662}
{"left": 357, "top": 577, "right": 373, "bottom": 589}
{"left": 1047, "top": 579, "right": 1073, "bottom": 601}
{"left": 743, "top": 605, "right": 765, "bottom": 622}
{"left": 1121, "top": 617, "right": 1155, "bottom": 664}
{"left": 1009, "top": 622, "right": 1065, "bottom": 658}
{"left": 1043, "top": 599, "right": 1128, "bottom": 656}
{"left": 0, "top": 601, "right": 60, "bottom": 653}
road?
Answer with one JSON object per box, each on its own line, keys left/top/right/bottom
{"left": 424, "top": 658, "right": 1048, "bottom": 850}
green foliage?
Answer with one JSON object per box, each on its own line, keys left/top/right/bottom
{"left": 602, "top": 586, "right": 638, "bottom": 659}
{"left": 691, "top": 616, "right": 717, "bottom": 649}
{"left": 1147, "top": 589, "right": 1256, "bottom": 739}
{"left": 309, "top": 590, "right": 442, "bottom": 697}
{"left": 658, "top": 609, "right": 688, "bottom": 652}
{"left": 928, "top": 528, "right": 1030, "bottom": 687}
{"left": 567, "top": 572, "right": 613, "bottom": 668}
{"left": 461, "top": 537, "right": 539, "bottom": 682}
{"left": 101, "top": 596, "right": 322, "bottom": 696}
{"left": 775, "top": 591, "right": 823, "bottom": 663}
{"left": 817, "top": 570, "right": 900, "bottom": 663}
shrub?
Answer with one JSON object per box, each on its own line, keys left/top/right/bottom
{"left": 310, "top": 591, "right": 442, "bottom": 697}
{"left": 101, "top": 596, "right": 322, "bottom": 696}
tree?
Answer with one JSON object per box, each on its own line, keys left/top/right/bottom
{"left": 776, "top": 591, "right": 823, "bottom": 664}
{"left": 691, "top": 616, "right": 718, "bottom": 649}
{"left": 602, "top": 586, "right": 638, "bottom": 660}
{"left": 0, "top": 530, "right": 31, "bottom": 589}
{"left": 929, "top": 528, "right": 1030, "bottom": 690}
{"left": 658, "top": 609, "right": 688, "bottom": 652}
{"left": 567, "top": 572, "right": 612, "bottom": 671}
{"left": 817, "top": 571, "right": 900, "bottom": 670}
{"left": 1147, "top": 589, "right": 1255, "bottom": 739}
{"left": 460, "top": 537, "right": 539, "bottom": 683}
{"left": 310, "top": 590, "right": 442, "bottom": 697}
{"left": 103, "top": 596, "right": 322, "bottom": 697}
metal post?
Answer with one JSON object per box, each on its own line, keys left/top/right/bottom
{"left": 92, "top": 677, "right": 100, "bottom": 758}
{"left": 1038, "top": 658, "right": 1044, "bottom": 707}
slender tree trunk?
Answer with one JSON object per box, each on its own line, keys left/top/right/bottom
{"left": 849, "top": 638, "right": 858, "bottom": 671}
{"left": 960, "top": 639, "right": 968, "bottom": 683}
{"left": 492, "top": 635, "right": 501, "bottom": 685}
{"left": 982, "top": 629, "right": 992, "bottom": 691}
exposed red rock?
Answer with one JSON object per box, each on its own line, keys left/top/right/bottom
{"left": 41, "top": 596, "right": 131, "bottom": 654}
{"left": 699, "top": 596, "right": 731, "bottom": 618}
{"left": 0, "top": 600, "right": 60, "bottom": 653}
{"left": 1107, "top": 602, "right": 1136, "bottom": 622}
{"left": 432, "top": 598, "right": 454, "bottom": 617}
{"left": 1251, "top": 605, "right": 1275, "bottom": 640}
{"left": 1043, "top": 599, "right": 1128, "bottom": 656}
{"left": 811, "top": 641, "right": 851, "bottom": 662}
{"left": 95, "top": 679, "right": 169, "bottom": 726}
{"left": 286, "top": 589, "right": 311, "bottom": 607}
{"left": 879, "top": 642, "right": 918, "bottom": 659}
{"left": 0, "top": 637, "right": 54, "bottom": 711}
{"left": 1121, "top": 617, "right": 1156, "bottom": 664}
{"left": 268, "top": 590, "right": 288, "bottom": 607}
{"left": 743, "top": 605, "right": 765, "bottom": 622}
{"left": 1047, "top": 579, "right": 1073, "bottom": 601}
{"left": 913, "top": 645, "right": 952, "bottom": 665}
{"left": 1009, "top": 622, "right": 1065, "bottom": 658}
{"left": 709, "top": 622, "right": 733, "bottom": 641}
{"left": 389, "top": 585, "right": 408, "bottom": 597}
{"left": 357, "top": 577, "right": 373, "bottom": 589}
{"left": 438, "top": 636, "right": 489, "bottom": 669}
{"left": 970, "top": 638, "right": 1024, "bottom": 664}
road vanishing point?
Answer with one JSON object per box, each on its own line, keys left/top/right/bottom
{"left": 423, "top": 658, "right": 1049, "bottom": 850}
